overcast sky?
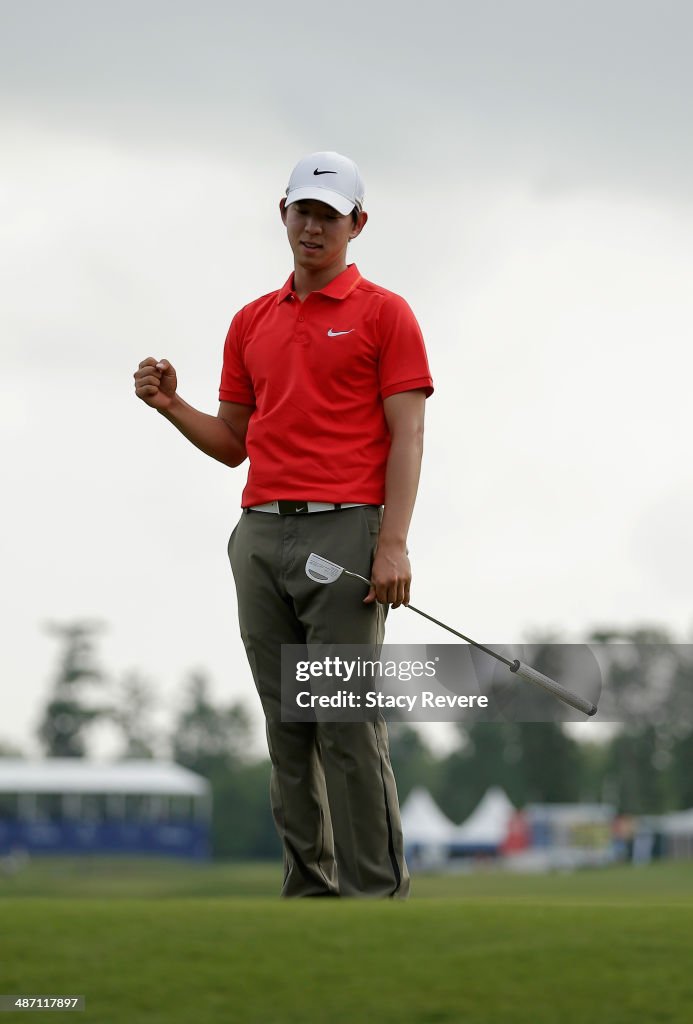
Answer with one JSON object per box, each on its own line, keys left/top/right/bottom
{"left": 2, "top": 1, "right": 691, "bottom": 759}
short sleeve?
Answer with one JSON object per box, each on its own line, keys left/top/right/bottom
{"left": 376, "top": 293, "right": 434, "bottom": 400}
{"left": 219, "top": 309, "right": 256, "bottom": 405}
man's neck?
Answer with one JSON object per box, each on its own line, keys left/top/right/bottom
{"left": 292, "top": 259, "right": 348, "bottom": 302}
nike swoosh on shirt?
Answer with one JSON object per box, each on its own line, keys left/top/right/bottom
{"left": 327, "top": 328, "right": 354, "bottom": 337}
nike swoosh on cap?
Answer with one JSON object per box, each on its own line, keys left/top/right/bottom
{"left": 314, "top": 168, "right": 338, "bottom": 175}
{"left": 327, "top": 328, "right": 354, "bottom": 337}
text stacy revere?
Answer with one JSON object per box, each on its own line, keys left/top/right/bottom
{"left": 295, "top": 690, "right": 489, "bottom": 712}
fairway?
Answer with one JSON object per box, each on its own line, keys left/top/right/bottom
{"left": 2, "top": 861, "right": 693, "bottom": 1023}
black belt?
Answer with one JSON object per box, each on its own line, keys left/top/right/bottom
{"left": 244, "top": 501, "right": 372, "bottom": 515}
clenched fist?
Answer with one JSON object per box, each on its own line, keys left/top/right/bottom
{"left": 133, "top": 357, "right": 177, "bottom": 411}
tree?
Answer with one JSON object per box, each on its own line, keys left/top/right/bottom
{"left": 514, "top": 723, "right": 582, "bottom": 804}
{"left": 585, "top": 625, "right": 693, "bottom": 813}
{"left": 171, "top": 671, "right": 253, "bottom": 777}
{"left": 37, "top": 620, "right": 108, "bottom": 757}
{"left": 387, "top": 724, "right": 439, "bottom": 802}
{"left": 586, "top": 625, "right": 677, "bottom": 723}
{"left": 107, "top": 671, "right": 159, "bottom": 759}
{"left": 670, "top": 730, "right": 693, "bottom": 809}
{"left": 603, "top": 727, "right": 666, "bottom": 814}
{"left": 435, "top": 718, "right": 585, "bottom": 821}
{"left": 211, "top": 761, "right": 280, "bottom": 859}
{"left": 436, "top": 723, "right": 522, "bottom": 822}
{"left": 576, "top": 740, "right": 610, "bottom": 803}
{"left": 169, "top": 671, "right": 274, "bottom": 860}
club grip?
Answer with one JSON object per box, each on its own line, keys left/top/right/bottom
{"left": 510, "top": 661, "right": 597, "bottom": 717}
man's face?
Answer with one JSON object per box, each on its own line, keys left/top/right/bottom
{"left": 281, "top": 198, "right": 366, "bottom": 271}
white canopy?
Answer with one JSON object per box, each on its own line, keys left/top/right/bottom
{"left": 400, "top": 787, "right": 457, "bottom": 845}
{"left": 658, "top": 808, "right": 693, "bottom": 836}
{"left": 451, "top": 786, "right": 515, "bottom": 847}
{"left": 0, "top": 759, "right": 209, "bottom": 798}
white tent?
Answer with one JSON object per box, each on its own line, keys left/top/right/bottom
{"left": 659, "top": 808, "right": 693, "bottom": 835}
{"left": 400, "top": 787, "right": 456, "bottom": 844}
{"left": 450, "top": 786, "right": 515, "bottom": 850}
{"left": 0, "top": 759, "right": 212, "bottom": 858}
{"left": 656, "top": 808, "right": 693, "bottom": 860}
{"left": 0, "top": 759, "right": 209, "bottom": 798}
{"left": 400, "top": 787, "right": 457, "bottom": 868}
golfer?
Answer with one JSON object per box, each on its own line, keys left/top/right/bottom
{"left": 134, "top": 151, "right": 433, "bottom": 898}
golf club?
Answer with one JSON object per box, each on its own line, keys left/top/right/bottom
{"left": 304, "top": 552, "right": 598, "bottom": 717}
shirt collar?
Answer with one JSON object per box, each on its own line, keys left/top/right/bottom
{"left": 276, "top": 263, "right": 362, "bottom": 305}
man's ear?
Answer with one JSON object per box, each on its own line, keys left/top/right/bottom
{"left": 279, "top": 197, "right": 288, "bottom": 225}
{"left": 350, "top": 209, "right": 368, "bottom": 241}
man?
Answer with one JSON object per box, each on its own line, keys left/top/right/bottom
{"left": 134, "top": 151, "right": 433, "bottom": 898}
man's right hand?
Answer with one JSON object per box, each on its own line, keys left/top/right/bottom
{"left": 132, "top": 359, "right": 249, "bottom": 468}
{"left": 134, "top": 357, "right": 177, "bottom": 411}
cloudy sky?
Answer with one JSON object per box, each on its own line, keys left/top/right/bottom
{"left": 2, "top": 1, "right": 691, "bottom": 758}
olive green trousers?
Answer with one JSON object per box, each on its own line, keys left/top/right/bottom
{"left": 228, "top": 505, "right": 410, "bottom": 899}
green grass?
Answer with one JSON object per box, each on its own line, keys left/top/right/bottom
{"left": 0, "top": 856, "right": 280, "bottom": 900}
{"left": 3, "top": 857, "right": 693, "bottom": 903}
{"left": 2, "top": 861, "right": 693, "bottom": 1023}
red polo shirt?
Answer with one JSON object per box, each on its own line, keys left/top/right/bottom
{"left": 219, "top": 264, "right": 433, "bottom": 507}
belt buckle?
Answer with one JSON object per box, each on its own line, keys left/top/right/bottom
{"left": 278, "top": 500, "right": 309, "bottom": 515}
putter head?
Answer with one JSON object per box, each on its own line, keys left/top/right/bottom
{"left": 305, "top": 552, "right": 345, "bottom": 584}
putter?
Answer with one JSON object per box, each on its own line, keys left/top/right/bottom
{"left": 305, "top": 552, "right": 598, "bottom": 717}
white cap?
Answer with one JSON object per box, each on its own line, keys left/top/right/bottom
{"left": 285, "top": 151, "right": 365, "bottom": 215}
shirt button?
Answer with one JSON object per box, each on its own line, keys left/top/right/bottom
{"left": 298, "top": 316, "right": 305, "bottom": 322}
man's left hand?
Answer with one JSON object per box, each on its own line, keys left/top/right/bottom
{"left": 363, "top": 542, "right": 411, "bottom": 608}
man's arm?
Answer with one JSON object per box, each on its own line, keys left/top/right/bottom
{"left": 364, "top": 389, "right": 426, "bottom": 609}
{"left": 134, "top": 357, "right": 252, "bottom": 468}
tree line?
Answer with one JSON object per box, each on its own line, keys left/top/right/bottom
{"left": 1, "top": 621, "right": 691, "bottom": 858}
